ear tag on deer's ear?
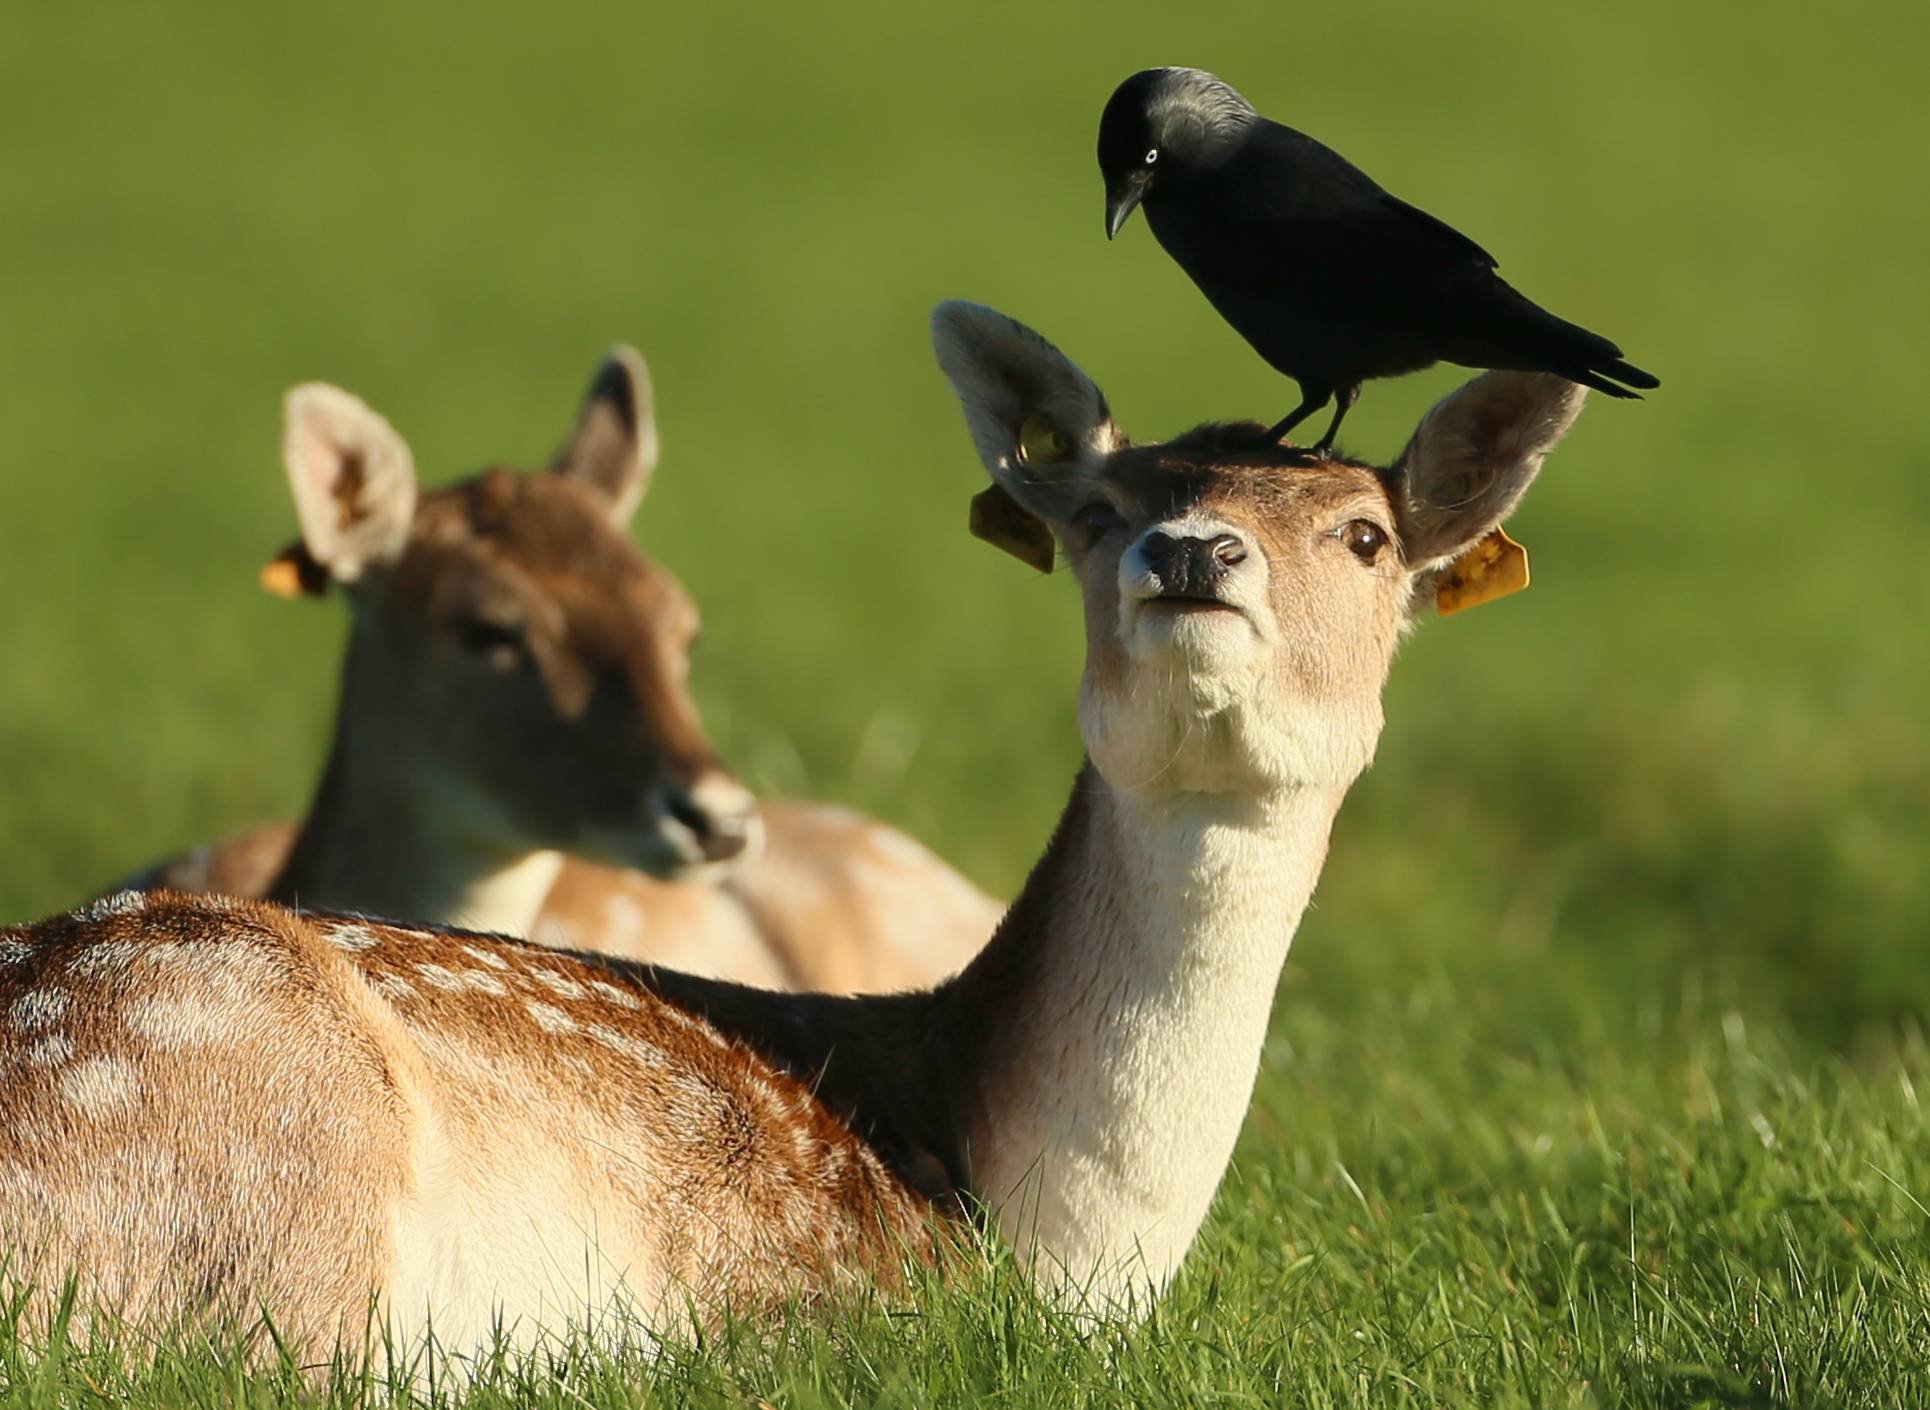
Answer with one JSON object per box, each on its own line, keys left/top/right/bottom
{"left": 259, "top": 542, "right": 330, "bottom": 599}
{"left": 969, "top": 485, "right": 1056, "bottom": 574}
{"left": 1435, "top": 528, "right": 1530, "bottom": 615}
{"left": 1016, "top": 415, "right": 1069, "bottom": 467}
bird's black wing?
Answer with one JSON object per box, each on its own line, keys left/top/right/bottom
{"left": 1216, "top": 123, "right": 1501, "bottom": 307}
{"left": 1374, "top": 192, "right": 1498, "bottom": 272}
{"left": 1167, "top": 120, "right": 1657, "bottom": 395}
{"left": 1233, "top": 120, "right": 1391, "bottom": 214}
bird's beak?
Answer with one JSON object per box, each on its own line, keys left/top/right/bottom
{"left": 1105, "top": 173, "right": 1151, "bottom": 240}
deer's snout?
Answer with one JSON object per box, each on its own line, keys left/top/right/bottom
{"left": 657, "top": 772, "right": 761, "bottom": 867}
{"left": 1136, "top": 527, "right": 1250, "bottom": 601}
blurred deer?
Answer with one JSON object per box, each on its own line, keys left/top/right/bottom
{"left": 123, "top": 349, "right": 997, "bottom": 991}
{"left": 8, "top": 303, "right": 1587, "bottom": 1359}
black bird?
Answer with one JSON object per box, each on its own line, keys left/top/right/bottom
{"left": 1098, "top": 67, "right": 1659, "bottom": 450}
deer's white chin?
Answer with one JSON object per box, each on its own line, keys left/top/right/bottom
{"left": 1081, "top": 655, "right": 1382, "bottom": 797}
{"left": 1080, "top": 654, "right": 1274, "bottom": 795}
{"left": 1121, "top": 599, "right": 1262, "bottom": 675}
{"left": 572, "top": 815, "right": 761, "bottom": 883}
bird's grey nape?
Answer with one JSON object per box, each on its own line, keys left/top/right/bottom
{"left": 1150, "top": 67, "right": 1256, "bottom": 130}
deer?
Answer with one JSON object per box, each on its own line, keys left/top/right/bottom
{"left": 0, "top": 302, "right": 1588, "bottom": 1364}
{"left": 120, "top": 349, "right": 999, "bottom": 993}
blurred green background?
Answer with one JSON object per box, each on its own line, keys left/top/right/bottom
{"left": 3, "top": 2, "right": 1928, "bottom": 1399}
{"left": 3, "top": 0, "right": 1925, "bottom": 1026}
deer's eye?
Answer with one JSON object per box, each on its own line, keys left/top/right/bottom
{"left": 1074, "top": 500, "right": 1122, "bottom": 541}
{"left": 451, "top": 615, "right": 527, "bottom": 665}
{"left": 1339, "top": 520, "right": 1388, "bottom": 564}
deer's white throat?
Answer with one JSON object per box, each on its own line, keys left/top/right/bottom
{"left": 966, "top": 775, "right": 1341, "bottom": 1307}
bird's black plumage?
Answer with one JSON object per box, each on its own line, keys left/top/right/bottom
{"left": 1097, "top": 67, "right": 1659, "bottom": 450}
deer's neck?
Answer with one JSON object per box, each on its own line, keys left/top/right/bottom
{"left": 268, "top": 692, "right": 562, "bottom": 937}
{"left": 941, "top": 762, "right": 1341, "bottom": 1304}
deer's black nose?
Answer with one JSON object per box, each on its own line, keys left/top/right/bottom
{"left": 1140, "top": 530, "right": 1249, "bottom": 598}
{"left": 1206, "top": 534, "right": 1246, "bottom": 567}
{"left": 662, "top": 774, "right": 759, "bottom": 864}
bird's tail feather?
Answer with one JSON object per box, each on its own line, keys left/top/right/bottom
{"left": 1598, "top": 356, "right": 1660, "bottom": 391}
{"left": 1481, "top": 283, "right": 1661, "bottom": 397}
{"left": 1562, "top": 367, "right": 1644, "bottom": 400}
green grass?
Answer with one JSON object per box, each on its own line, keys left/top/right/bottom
{"left": 2, "top": 0, "right": 1927, "bottom": 1403}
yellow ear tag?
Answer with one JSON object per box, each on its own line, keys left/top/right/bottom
{"left": 969, "top": 485, "right": 1056, "bottom": 574}
{"left": 1435, "top": 528, "right": 1530, "bottom": 616}
{"left": 1017, "top": 415, "right": 1069, "bottom": 466}
{"left": 259, "top": 542, "right": 330, "bottom": 599}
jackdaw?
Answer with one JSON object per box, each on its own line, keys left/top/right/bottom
{"left": 1098, "top": 67, "right": 1659, "bottom": 449}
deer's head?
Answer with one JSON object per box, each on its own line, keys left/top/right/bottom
{"left": 933, "top": 302, "right": 1585, "bottom": 797}
{"left": 271, "top": 349, "right": 759, "bottom": 877}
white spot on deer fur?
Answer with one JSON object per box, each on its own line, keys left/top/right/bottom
{"left": 369, "top": 972, "right": 416, "bottom": 1001}
{"left": 65, "top": 942, "right": 144, "bottom": 981}
{"left": 327, "top": 923, "right": 381, "bottom": 952}
{"left": 121, "top": 953, "right": 275, "bottom": 1051}
{"left": 12, "top": 990, "right": 69, "bottom": 1033}
{"left": 416, "top": 964, "right": 464, "bottom": 991}
{"left": 74, "top": 890, "right": 145, "bottom": 922}
{"left": 125, "top": 992, "right": 233, "bottom": 1050}
{"left": 25, "top": 1036, "right": 74, "bottom": 1066}
{"left": 559, "top": 1053, "right": 593, "bottom": 1077}
{"left": 414, "top": 962, "right": 505, "bottom": 996}
{"left": 60, "top": 1057, "right": 139, "bottom": 1116}
{"left": 585, "top": 1023, "right": 668, "bottom": 1069}
{"left": 0, "top": 938, "right": 33, "bottom": 967}
{"left": 525, "top": 1001, "right": 576, "bottom": 1034}
{"left": 588, "top": 980, "right": 642, "bottom": 1010}
{"left": 529, "top": 969, "right": 588, "bottom": 1001}
{"left": 461, "top": 945, "right": 511, "bottom": 971}
{"left": 146, "top": 942, "right": 191, "bottom": 974}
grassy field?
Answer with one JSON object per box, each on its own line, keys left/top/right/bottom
{"left": 3, "top": 0, "right": 1928, "bottom": 1404}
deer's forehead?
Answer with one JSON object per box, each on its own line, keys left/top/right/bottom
{"left": 1102, "top": 448, "right": 1393, "bottom": 532}
{"left": 407, "top": 473, "right": 662, "bottom": 597}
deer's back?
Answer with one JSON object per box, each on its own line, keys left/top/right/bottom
{"left": 0, "top": 893, "right": 936, "bottom": 1354}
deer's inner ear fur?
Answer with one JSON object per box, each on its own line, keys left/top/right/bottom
{"left": 930, "top": 300, "right": 1124, "bottom": 530}
{"left": 282, "top": 383, "right": 419, "bottom": 586}
{"left": 969, "top": 485, "right": 1056, "bottom": 573}
{"left": 553, "top": 345, "right": 658, "bottom": 526}
{"left": 1394, "top": 370, "right": 1588, "bottom": 569}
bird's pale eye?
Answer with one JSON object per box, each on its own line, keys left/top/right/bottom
{"left": 1144, "top": 147, "right": 1159, "bottom": 165}
{"left": 1339, "top": 520, "right": 1387, "bottom": 564}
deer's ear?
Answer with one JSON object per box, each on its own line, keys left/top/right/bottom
{"left": 1393, "top": 370, "right": 1586, "bottom": 566}
{"left": 553, "top": 345, "right": 657, "bottom": 526}
{"left": 282, "top": 383, "right": 418, "bottom": 586}
{"left": 931, "top": 301, "right": 1124, "bottom": 547}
